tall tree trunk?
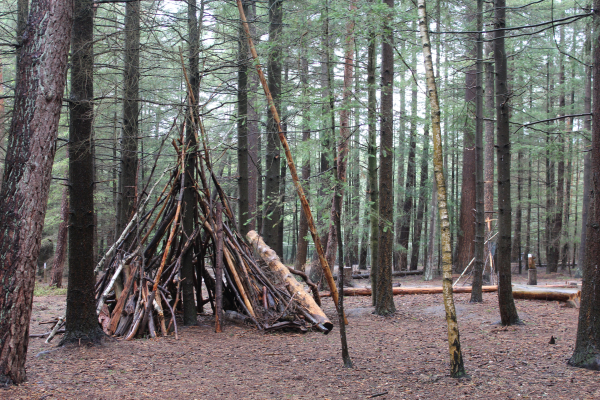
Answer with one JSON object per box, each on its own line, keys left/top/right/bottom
{"left": 63, "top": 0, "right": 105, "bottom": 345}
{"left": 484, "top": 20, "right": 495, "bottom": 253}
{"left": 246, "top": 1, "right": 258, "bottom": 233}
{"left": 409, "top": 125, "right": 429, "bottom": 271}
{"left": 117, "top": 0, "right": 140, "bottom": 237}
{"left": 456, "top": 1, "right": 478, "bottom": 273}
{"left": 418, "top": 0, "right": 467, "bottom": 377}
{"left": 0, "top": 0, "right": 72, "bottom": 384}
{"left": 263, "top": 0, "right": 282, "bottom": 251}
{"left": 494, "top": 0, "right": 520, "bottom": 325}
{"left": 569, "top": 0, "right": 600, "bottom": 370}
{"left": 471, "top": 0, "right": 485, "bottom": 302}
{"left": 374, "top": 0, "right": 396, "bottom": 315}
{"left": 578, "top": 22, "right": 593, "bottom": 277}
{"left": 295, "top": 55, "right": 310, "bottom": 272}
{"left": 424, "top": 179, "right": 438, "bottom": 281}
{"left": 237, "top": 0, "right": 250, "bottom": 237}
{"left": 398, "top": 41, "right": 418, "bottom": 272}
{"left": 545, "top": 58, "right": 558, "bottom": 272}
{"left": 367, "top": 11, "right": 379, "bottom": 303}
{"left": 51, "top": 186, "right": 69, "bottom": 288}
{"left": 394, "top": 41, "right": 406, "bottom": 271}
{"left": 181, "top": 0, "right": 200, "bottom": 325}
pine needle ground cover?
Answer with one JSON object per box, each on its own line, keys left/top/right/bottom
{"left": 6, "top": 274, "right": 599, "bottom": 399}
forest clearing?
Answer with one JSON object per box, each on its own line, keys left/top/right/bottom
{"left": 2, "top": 0, "right": 600, "bottom": 394}
{"left": 4, "top": 274, "right": 598, "bottom": 400}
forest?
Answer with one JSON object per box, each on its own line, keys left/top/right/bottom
{"left": 0, "top": 0, "right": 600, "bottom": 397}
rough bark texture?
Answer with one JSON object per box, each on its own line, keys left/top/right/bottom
{"left": 471, "top": 0, "right": 484, "bottom": 303}
{"left": 367, "top": 18, "right": 378, "bottom": 304}
{"left": 0, "top": 0, "right": 72, "bottom": 385}
{"left": 374, "top": 0, "right": 396, "bottom": 315}
{"left": 578, "top": 25, "right": 592, "bottom": 276}
{"left": 456, "top": 3, "right": 477, "bottom": 273}
{"left": 484, "top": 32, "right": 495, "bottom": 240}
{"left": 62, "top": 0, "right": 105, "bottom": 346}
{"left": 181, "top": 0, "right": 200, "bottom": 325}
{"left": 568, "top": 1, "right": 600, "bottom": 370}
{"left": 51, "top": 186, "right": 69, "bottom": 288}
{"left": 237, "top": 0, "right": 250, "bottom": 237}
{"left": 418, "top": 0, "right": 467, "bottom": 378}
{"left": 246, "top": 1, "right": 258, "bottom": 234}
{"left": 263, "top": 0, "right": 282, "bottom": 252}
{"left": 116, "top": 0, "right": 140, "bottom": 238}
{"left": 397, "top": 46, "right": 417, "bottom": 272}
{"left": 494, "top": 0, "right": 520, "bottom": 326}
{"left": 409, "top": 125, "right": 429, "bottom": 271}
{"left": 295, "top": 55, "right": 310, "bottom": 272}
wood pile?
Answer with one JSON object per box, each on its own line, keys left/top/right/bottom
{"left": 92, "top": 129, "right": 332, "bottom": 340}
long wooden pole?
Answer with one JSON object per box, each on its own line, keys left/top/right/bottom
{"left": 235, "top": 0, "right": 343, "bottom": 320}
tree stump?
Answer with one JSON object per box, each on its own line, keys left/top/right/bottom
{"left": 528, "top": 254, "right": 537, "bottom": 285}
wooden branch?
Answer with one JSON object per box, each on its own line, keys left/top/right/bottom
{"left": 247, "top": 231, "right": 333, "bottom": 333}
{"left": 236, "top": 1, "right": 343, "bottom": 321}
{"left": 288, "top": 266, "right": 321, "bottom": 307}
{"left": 320, "top": 286, "right": 498, "bottom": 297}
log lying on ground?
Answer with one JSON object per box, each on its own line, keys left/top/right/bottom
{"left": 512, "top": 284, "right": 580, "bottom": 302}
{"left": 321, "top": 284, "right": 581, "bottom": 302}
{"left": 349, "top": 270, "right": 423, "bottom": 279}
{"left": 320, "top": 286, "right": 498, "bottom": 297}
{"left": 247, "top": 230, "right": 333, "bottom": 333}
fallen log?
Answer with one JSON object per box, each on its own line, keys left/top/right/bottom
{"left": 320, "top": 284, "right": 581, "bottom": 303}
{"left": 349, "top": 270, "right": 423, "bottom": 279}
{"left": 320, "top": 286, "right": 498, "bottom": 297}
{"left": 512, "top": 284, "right": 580, "bottom": 302}
{"left": 247, "top": 230, "right": 333, "bottom": 333}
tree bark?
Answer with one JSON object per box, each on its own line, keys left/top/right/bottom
{"left": 409, "top": 124, "right": 429, "bottom": 271}
{"left": 116, "top": 0, "right": 140, "bottom": 238}
{"left": 367, "top": 10, "right": 379, "bottom": 304}
{"left": 484, "top": 19, "right": 495, "bottom": 242}
{"left": 398, "top": 42, "right": 418, "bottom": 272}
{"left": 494, "top": 0, "right": 520, "bottom": 325}
{"left": 418, "top": 0, "right": 467, "bottom": 377}
{"left": 471, "top": 0, "right": 485, "bottom": 302}
{"left": 569, "top": 1, "right": 600, "bottom": 370}
{"left": 374, "top": 0, "right": 396, "bottom": 315}
{"left": 456, "top": 2, "right": 477, "bottom": 273}
{"left": 62, "top": 0, "right": 105, "bottom": 345}
{"left": 237, "top": 0, "right": 250, "bottom": 237}
{"left": 0, "top": 0, "right": 72, "bottom": 385}
{"left": 181, "top": 0, "right": 200, "bottom": 325}
{"left": 578, "top": 22, "right": 593, "bottom": 277}
{"left": 51, "top": 186, "right": 69, "bottom": 288}
{"left": 263, "top": 0, "right": 282, "bottom": 252}
{"left": 295, "top": 55, "right": 310, "bottom": 272}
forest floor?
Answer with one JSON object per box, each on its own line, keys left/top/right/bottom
{"left": 4, "top": 269, "right": 599, "bottom": 399}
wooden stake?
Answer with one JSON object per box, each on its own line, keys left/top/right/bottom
{"left": 235, "top": 0, "right": 344, "bottom": 322}
{"left": 214, "top": 203, "right": 224, "bottom": 333}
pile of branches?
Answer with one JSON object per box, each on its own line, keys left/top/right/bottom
{"left": 93, "top": 127, "right": 330, "bottom": 340}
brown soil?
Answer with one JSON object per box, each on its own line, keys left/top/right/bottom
{"left": 4, "top": 272, "right": 599, "bottom": 399}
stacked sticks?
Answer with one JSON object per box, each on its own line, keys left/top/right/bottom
{"left": 93, "top": 125, "right": 330, "bottom": 340}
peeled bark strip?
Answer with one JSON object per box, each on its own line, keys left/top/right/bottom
{"left": 0, "top": 0, "right": 73, "bottom": 385}
{"left": 418, "top": 0, "right": 467, "bottom": 378}
{"left": 248, "top": 231, "right": 333, "bottom": 332}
